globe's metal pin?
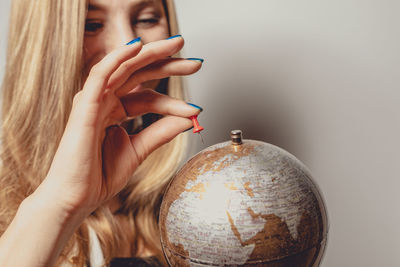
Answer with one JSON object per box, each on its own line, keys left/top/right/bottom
{"left": 230, "top": 129, "right": 242, "bottom": 145}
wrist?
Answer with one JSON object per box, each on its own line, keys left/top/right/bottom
{"left": 25, "top": 181, "right": 92, "bottom": 228}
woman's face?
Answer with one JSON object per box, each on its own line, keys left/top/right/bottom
{"left": 84, "top": 0, "right": 169, "bottom": 88}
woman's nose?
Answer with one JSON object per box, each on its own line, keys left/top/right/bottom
{"left": 105, "top": 19, "right": 136, "bottom": 52}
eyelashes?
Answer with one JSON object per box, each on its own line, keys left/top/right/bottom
{"left": 132, "top": 17, "right": 160, "bottom": 28}
{"left": 85, "top": 20, "right": 103, "bottom": 35}
{"left": 84, "top": 16, "right": 161, "bottom": 36}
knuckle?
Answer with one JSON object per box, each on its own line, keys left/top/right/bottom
{"left": 89, "top": 64, "right": 103, "bottom": 77}
{"left": 72, "top": 91, "right": 83, "bottom": 105}
{"left": 158, "top": 125, "right": 170, "bottom": 138}
{"left": 136, "top": 71, "right": 151, "bottom": 84}
{"left": 140, "top": 89, "right": 153, "bottom": 100}
{"left": 136, "top": 137, "right": 148, "bottom": 163}
{"left": 140, "top": 89, "right": 158, "bottom": 106}
{"left": 119, "top": 62, "right": 130, "bottom": 73}
{"left": 144, "top": 48, "right": 158, "bottom": 59}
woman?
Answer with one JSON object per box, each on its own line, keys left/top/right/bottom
{"left": 0, "top": 0, "right": 203, "bottom": 266}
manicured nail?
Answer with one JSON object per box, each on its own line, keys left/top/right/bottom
{"left": 186, "top": 58, "right": 204, "bottom": 63}
{"left": 187, "top": 102, "right": 203, "bottom": 112}
{"left": 183, "top": 126, "right": 194, "bottom": 133}
{"left": 126, "top": 37, "right": 141, "bottom": 45}
{"left": 166, "top": 34, "right": 182, "bottom": 40}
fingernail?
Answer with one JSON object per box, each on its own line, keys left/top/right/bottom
{"left": 183, "top": 126, "right": 194, "bottom": 133}
{"left": 166, "top": 34, "right": 182, "bottom": 40}
{"left": 187, "top": 102, "right": 203, "bottom": 112}
{"left": 126, "top": 37, "right": 141, "bottom": 45}
{"left": 186, "top": 58, "right": 204, "bottom": 63}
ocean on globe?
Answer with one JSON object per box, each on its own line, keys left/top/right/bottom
{"left": 159, "top": 130, "right": 328, "bottom": 266}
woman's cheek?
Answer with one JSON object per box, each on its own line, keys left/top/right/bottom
{"left": 138, "top": 23, "right": 169, "bottom": 44}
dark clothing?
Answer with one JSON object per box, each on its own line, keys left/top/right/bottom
{"left": 110, "top": 256, "right": 164, "bottom": 267}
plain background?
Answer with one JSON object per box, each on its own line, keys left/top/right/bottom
{"left": 1, "top": 0, "right": 399, "bottom": 266}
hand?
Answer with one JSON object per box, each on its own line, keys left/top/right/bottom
{"left": 35, "top": 36, "right": 202, "bottom": 216}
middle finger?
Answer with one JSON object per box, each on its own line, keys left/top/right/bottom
{"left": 116, "top": 58, "right": 203, "bottom": 97}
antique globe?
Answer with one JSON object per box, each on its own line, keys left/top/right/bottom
{"left": 159, "top": 130, "right": 328, "bottom": 266}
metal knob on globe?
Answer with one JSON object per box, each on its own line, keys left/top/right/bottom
{"left": 159, "top": 130, "right": 328, "bottom": 266}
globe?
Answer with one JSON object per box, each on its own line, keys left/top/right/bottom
{"left": 159, "top": 130, "right": 328, "bottom": 266}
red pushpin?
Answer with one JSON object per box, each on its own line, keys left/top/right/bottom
{"left": 189, "top": 115, "right": 204, "bottom": 143}
{"left": 189, "top": 115, "right": 204, "bottom": 133}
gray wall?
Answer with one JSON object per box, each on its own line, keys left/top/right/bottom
{"left": 1, "top": 0, "right": 399, "bottom": 266}
{"left": 178, "top": 1, "right": 400, "bottom": 266}
{"left": 0, "top": 0, "right": 11, "bottom": 84}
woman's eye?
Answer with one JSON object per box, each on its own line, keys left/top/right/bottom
{"left": 85, "top": 21, "right": 103, "bottom": 34}
{"left": 134, "top": 18, "right": 159, "bottom": 28}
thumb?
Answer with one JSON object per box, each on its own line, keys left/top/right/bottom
{"left": 102, "top": 126, "right": 139, "bottom": 197}
{"left": 129, "top": 116, "right": 192, "bottom": 161}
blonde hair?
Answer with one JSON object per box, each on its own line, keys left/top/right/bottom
{"left": 0, "top": 0, "right": 185, "bottom": 266}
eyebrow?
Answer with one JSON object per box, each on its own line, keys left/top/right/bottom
{"left": 88, "top": 0, "right": 156, "bottom": 12}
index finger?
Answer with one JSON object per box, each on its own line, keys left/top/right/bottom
{"left": 108, "top": 36, "right": 185, "bottom": 95}
{"left": 82, "top": 38, "right": 143, "bottom": 103}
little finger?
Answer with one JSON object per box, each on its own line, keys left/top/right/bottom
{"left": 120, "top": 89, "right": 202, "bottom": 118}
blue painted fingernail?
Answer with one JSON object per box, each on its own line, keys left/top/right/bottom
{"left": 166, "top": 34, "right": 182, "bottom": 40}
{"left": 183, "top": 126, "right": 194, "bottom": 133}
{"left": 187, "top": 102, "right": 203, "bottom": 112}
{"left": 126, "top": 37, "right": 141, "bottom": 45}
{"left": 186, "top": 58, "right": 204, "bottom": 63}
